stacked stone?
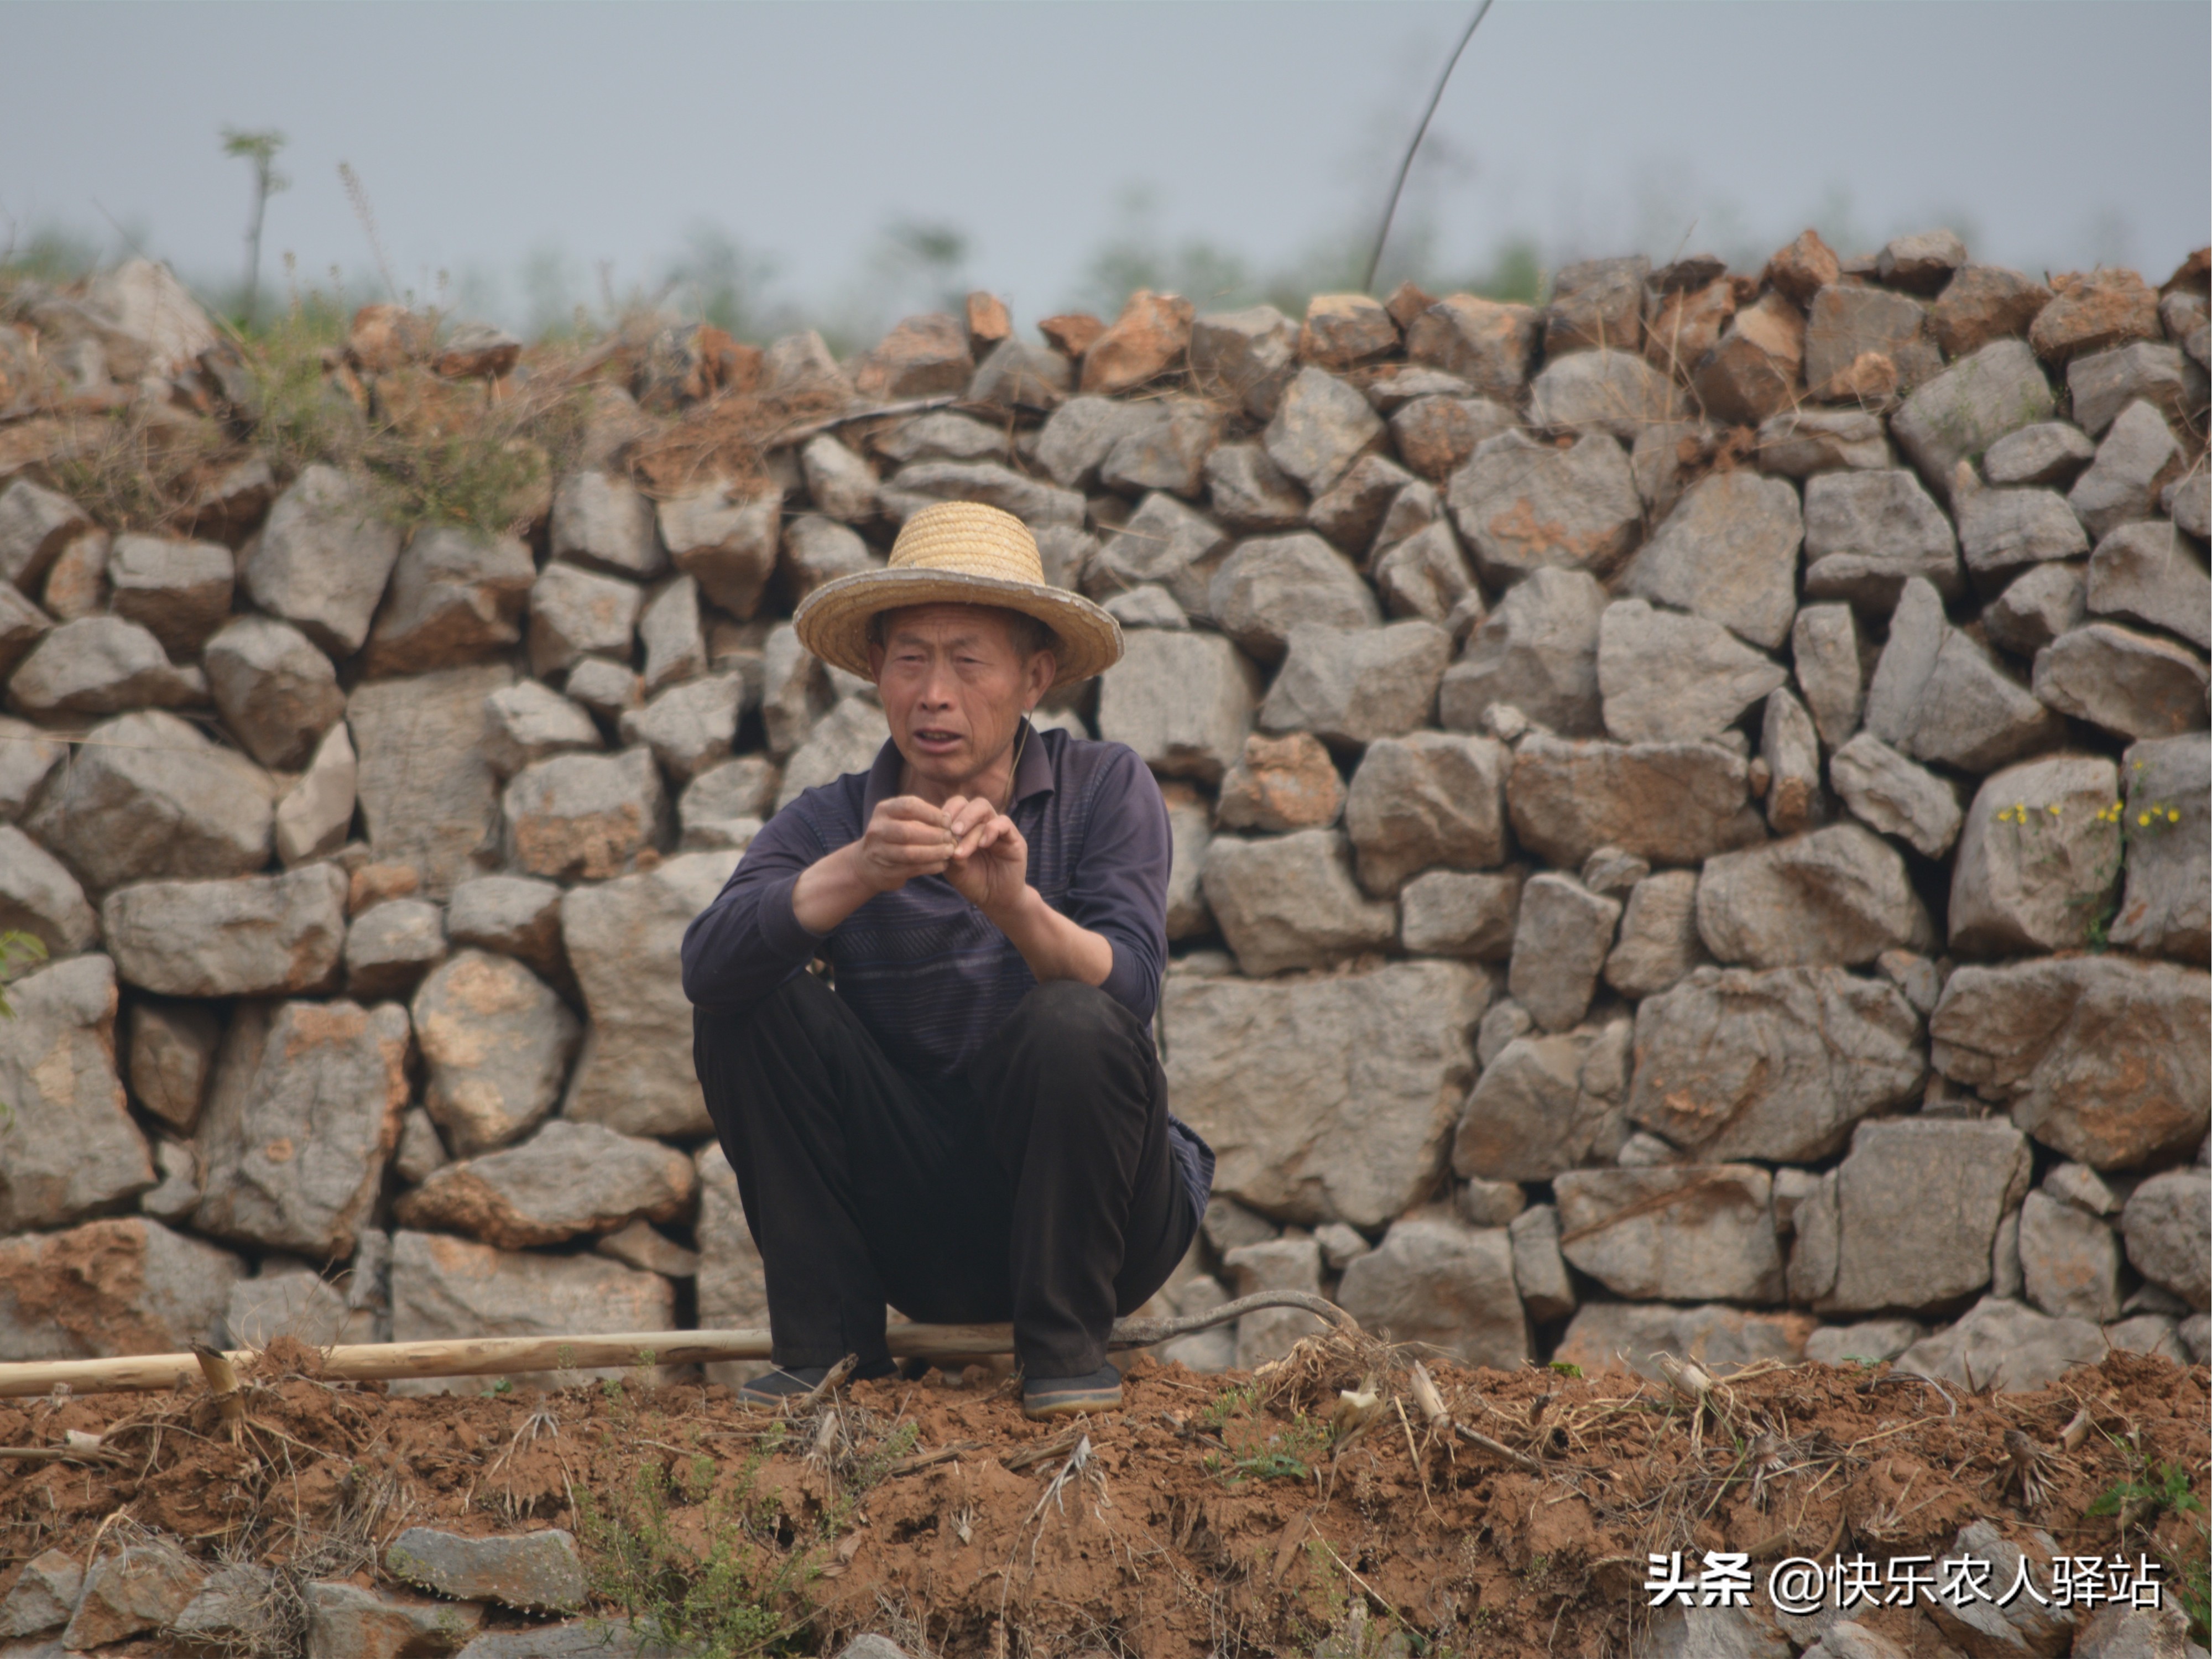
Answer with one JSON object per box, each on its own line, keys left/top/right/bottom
{"left": 0, "top": 241, "right": 2203, "bottom": 1394}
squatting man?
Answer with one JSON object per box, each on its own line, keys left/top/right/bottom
{"left": 681, "top": 501, "right": 1213, "bottom": 1419}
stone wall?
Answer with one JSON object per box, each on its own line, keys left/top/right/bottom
{"left": 0, "top": 234, "right": 2205, "bottom": 1393}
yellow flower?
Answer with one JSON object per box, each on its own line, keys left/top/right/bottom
{"left": 2140, "top": 812, "right": 2153, "bottom": 827}
{"left": 2168, "top": 808, "right": 2181, "bottom": 823}
{"left": 2047, "top": 804, "right": 2062, "bottom": 816}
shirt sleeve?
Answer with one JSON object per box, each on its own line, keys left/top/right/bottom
{"left": 1057, "top": 743, "right": 1172, "bottom": 1025}
{"left": 680, "top": 805, "right": 831, "bottom": 1013}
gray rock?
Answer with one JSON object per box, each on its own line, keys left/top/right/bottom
{"left": 2069, "top": 400, "right": 2184, "bottom": 540}
{"left": 692, "top": 1143, "right": 769, "bottom": 1386}
{"left": 242, "top": 465, "right": 404, "bottom": 655}
{"left": 1557, "top": 1165, "right": 1784, "bottom": 1304}
{"left": 2120, "top": 1168, "right": 2209, "bottom": 1311}
{"left": 482, "top": 681, "right": 601, "bottom": 779}
{"left": 1803, "top": 283, "right": 1939, "bottom": 399}
{"left": 564, "top": 655, "right": 644, "bottom": 721}
{"left": 1507, "top": 874, "right": 1619, "bottom": 1032}
{"left": 1802, "top": 1321, "right": 1922, "bottom": 1368}
{"left": 1446, "top": 429, "right": 1642, "bottom": 588}
{"left": 387, "top": 1228, "right": 674, "bottom": 1394}
{"left": 414, "top": 950, "right": 580, "bottom": 1155}
{"left": 878, "top": 460, "right": 1084, "bottom": 528}
{"left": 0, "top": 955, "right": 148, "bottom": 1232}
{"left": 620, "top": 672, "right": 748, "bottom": 782}
{"left": 1889, "top": 338, "right": 2056, "bottom": 497}
{"left": 1405, "top": 293, "right": 1539, "bottom": 402}
{"left": 7, "top": 615, "right": 203, "bottom": 718}
{"left": 1336, "top": 1215, "right": 1527, "bottom": 1368}
{"left": 345, "top": 898, "right": 446, "bottom": 1001}
{"left": 363, "top": 526, "right": 534, "bottom": 676}
{"left": 2167, "top": 460, "right": 2210, "bottom": 539}
{"left": 964, "top": 337, "right": 1071, "bottom": 411}
{"left": 779, "top": 512, "right": 878, "bottom": 606}
{"left": 1438, "top": 566, "right": 1605, "bottom": 737}
{"left": 1399, "top": 868, "right": 1521, "bottom": 960}
{"left": 226, "top": 1270, "right": 373, "bottom": 1348}
{"left": 598, "top": 1218, "right": 699, "bottom": 1280}
{"left": 775, "top": 697, "right": 890, "bottom": 807}
{"left": 1389, "top": 395, "right": 1515, "bottom": 483}
{"left": 385, "top": 1527, "right": 585, "bottom": 1614}
{"left": 1190, "top": 305, "right": 1298, "bottom": 420}
{"left": 1865, "top": 578, "right": 2063, "bottom": 771}
{"left": 2033, "top": 621, "right": 2210, "bottom": 740}
{"left": 2111, "top": 733, "right": 2209, "bottom": 961}
{"left": 1222, "top": 1234, "right": 1326, "bottom": 1366}
{"left": 1754, "top": 408, "right": 1892, "bottom": 477}
{"left": 1803, "top": 1119, "right": 2031, "bottom": 1313}
{"left": 503, "top": 749, "right": 666, "bottom": 882}
{"left": 1624, "top": 471, "right": 1803, "bottom": 650}
{"left": 1932, "top": 955, "right": 2210, "bottom": 1170}
{"left": 445, "top": 876, "right": 567, "bottom": 985}
{"left": 1955, "top": 481, "right": 2090, "bottom": 583}
{"left": 1300, "top": 291, "right": 1401, "bottom": 369}
{"left": 397, "top": 1119, "right": 695, "bottom": 1250}
{"left": 273, "top": 721, "right": 358, "bottom": 871}
{"left": 393, "top": 1105, "right": 448, "bottom": 1186}
{"left": 1507, "top": 1203, "right": 1574, "bottom": 1322}
{"left": 60, "top": 1542, "right": 206, "bottom": 1650}
{"left": 1527, "top": 348, "right": 1681, "bottom": 441}
{"left": 0, "top": 716, "right": 66, "bottom": 821}
{"left": 2017, "top": 1190, "right": 2122, "bottom": 1322}
{"left": 551, "top": 470, "right": 665, "bottom": 580}
{"left": 1202, "top": 441, "right": 1307, "bottom": 532}
{"left": 1507, "top": 733, "right": 1765, "bottom": 868}
{"left": 1895, "top": 1295, "right": 2105, "bottom": 1392}
{"left": 1604, "top": 869, "right": 1707, "bottom": 998}
{"left": 637, "top": 574, "right": 705, "bottom": 693}
{"left": 562, "top": 851, "right": 736, "bottom": 1138}
{"left": 1949, "top": 754, "right": 2121, "bottom": 954}
{"left": 1202, "top": 830, "right": 1394, "bottom": 978}
{"left": 798, "top": 434, "right": 878, "bottom": 522}
{"left": 1760, "top": 688, "right": 1827, "bottom": 835}
{"left": 103, "top": 864, "right": 347, "bottom": 997}
{"left": 1100, "top": 398, "right": 1218, "bottom": 498}
{"left": 194, "top": 998, "right": 410, "bottom": 1258}
{"left": 2069, "top": 340, "right": 2190, "bottom": 436}
{"left": 0, "top": 1550, "right": 84, "bottom": 1641}
{"left": 1543, "top": 255, "right": 1648, "bottom": 356}
{"left": 1877, "top": 228, "right": 1965, "bottom": 292}
{"left": 1164, "top": 959, "right": 1488, "bottom": 1228}
{"left": 0, "top": 479, "right": 90, "bottom": 593}
{"left": 127, "top": 997, "right": 220, "bottom": 1134}
{"left": 1103, "top": 584, "right": 1187, "bottom": 630}
{"left": 105, "top": 533, "right": 232, "bottom": 659}
{"left": 1307, "top": 453, "right": 1416, "bottom": 558}
{"left": 759, "top": 622, "right": 832, "bottom": 759}
{"left": 658, "top": 483, "right": 781, "bottom": 618}
{"left": 1697, "top": 823, "right": 1933, "bottom": 969}
{"left": 1260, "top": 620, "right": 1448, "bottom": 747}
{"left": 680, "top": 757, "right": 779, "bottom": 852}
{"left": 203, "top": 615, "right": 346, "bottom": 771}
{"left": 1984, "top": 560, "right": 2088, "bottom": 657}
{"left": 1801, "top": 469, "right": 1963, "bottom": 607}
{"left": 349, "top": 665, "right": 513, "bottom": 897}
{"left": 1343, "top": 730, "right": 1509, "bottom": 896}
{"left": 0, "top": 825, "right": 92, "bottom": 958}
{"left": 1598, "top": 598, "right": 1788, "bottom": 744}
{"left": 1215, "top": 732, "right": 1345, "bottom": 833}
{"left": 1985, "top": 420, "right": 2098, "bottom": 487}
{"left": 1095, "top": 628, "right": 1259, "bottom": 785}
{"left": 2088, "top": 519, "right": 2212, "bottom": 649}
{"left": 1453, "top": 1026, "right": 1622, "bottom": 1182}
{"left": 0, "top": 1214, "right": 242, "bottom": 1363}
{"left": 1828, "top": 733, "right": 1963, "bottom": 858}
{"left": 452, "top": 1618, "right": 678, "bottom": 1659}
{"left": 1087, "top": 492, "right": 1231, "bottom": 618}
{"left": 1454, "top": 1175, "right": 1527, "bottom": 1229}
{"left": 1034, "top": 395, "right": 1145, "bottom": 491}
{"left": 1371, "top": 519, "right": 1477, "bottom": 626}
{"left": 1552, "top": 1302, "right": 1811, "bottom": 1380}
{"left": 1208, "top": 533, "right": 1378, "bottom": 662}
{"left": 1161, "top": 784, "right": 1213, "bottom": 941}
{"left": 1630, "top": 966, "right": 1925, "bottom": 1163}
{"left": 527, "top": 560, "right": 640, "bottom": 679}
{"left": 304, "top": 1580, "right": 488, "bottom": 1659}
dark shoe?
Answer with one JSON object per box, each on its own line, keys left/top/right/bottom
{"left": 737, "top": 1365, "right": 830, "bottom": 1405}
{"left": 1022, "top": 1364, "right": 1123, "bottom": 1420}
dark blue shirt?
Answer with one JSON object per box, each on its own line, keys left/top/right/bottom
{"left": 681, "top": 721, "right": 1214, "bottom": 1220}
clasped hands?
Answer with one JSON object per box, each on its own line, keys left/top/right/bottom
{"left": 853, "top": 794, "right": 1029, "bottom": 915}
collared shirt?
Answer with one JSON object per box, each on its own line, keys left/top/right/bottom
{"left": 681, "top": 721, "right": 1214, "bottom": 1217}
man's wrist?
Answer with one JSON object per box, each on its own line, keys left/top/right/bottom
{"left": 981, "top": 880, "right": 1045, "bottom": 936}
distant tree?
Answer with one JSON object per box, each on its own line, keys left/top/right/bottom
{"left": 221, "top": 127, "right": 289, "bottom": 325}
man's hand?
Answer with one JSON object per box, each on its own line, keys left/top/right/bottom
{"left": 791, "top": 795, "right": 958, "bottom": 933}
{"left": 940, "top": 795, "right": 1030, "bottom": 919}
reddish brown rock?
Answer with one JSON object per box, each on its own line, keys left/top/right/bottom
{"left": 854, "top": 312, "right": 972, "bottom": 399}
{"left": 346, "top": 303, "right": 432, "bottom": 373}
{"left": 1694, "top": 293, "right": 1805, "bottom": 425}
{"left": 1644, "top": 278, "right": 1738, "bottom": 377}
{"left": 1384, "top": 279, "right": 1438, "bottom": 330}
{"left": 2029, "top": 269, "right": 2159, "bottom": 363}
{"left": 1215, "top": 732, "right": 1346, "bottom": 832}
{"left": 0, "top": 1216, "right": 244, "bottom": 1360}
{"left": 1080, "top": 290, "right": 1194, "bottom": 394}
{"left": 1765, "top": 228, "right": 1841, "bottom": 306}
{"left": 1390, "top": 395, "right": 1512, "bottom": 482}
{"left": 964, "top": 290, "right": 1012, "bottom": 352}
{"left": 1931, "top": 265, "right": 2052, "bottom": 358}
{"left": 1039, "top": 312, "right": 1105, "bottom": 357}
{"left": 1804, "top": 285, "right": 1940, "bottom": 400}
{"left": 1406, "top": 294, "right": 1540, "bottom": 401}
{"left": 1298, "top": 293, "right": 1400, "bottom": 369}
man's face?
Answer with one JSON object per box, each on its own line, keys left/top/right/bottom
{"left": 868, "top": 604, "right": 1055, "bottom": 790}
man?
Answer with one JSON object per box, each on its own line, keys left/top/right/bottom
{"left": 681, "top": 500, "right": 1212, "bottom": 1418}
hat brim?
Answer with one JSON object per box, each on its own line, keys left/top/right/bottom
{"left": 792, "top": 566, "right": 1124, "bottom": 688}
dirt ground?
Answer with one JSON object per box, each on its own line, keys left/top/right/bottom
{"left": 2, "top": 1335, "right": 2205, "bottom": 1658}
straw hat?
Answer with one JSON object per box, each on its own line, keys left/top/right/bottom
{"left": 792, "top": 501, "right": 1123, "bottom": 688}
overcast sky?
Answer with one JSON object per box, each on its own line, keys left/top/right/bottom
{"left": 5, "top": 1, "right": 2206, "bottom": 338}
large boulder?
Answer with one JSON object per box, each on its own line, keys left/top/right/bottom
{"left": 1554, "top": 1165, "right": 1785, "bottom": 1303}
{"left": 275, "top": 724, "right": 357, "bottom": 868}
{"left": 1335, "top": 1214, "right": 1527, "bottom": 1368}
{"left": 1889, "top": 339, "right": 2057, "bottom": 498}
{"left": 1604, "top": 869, "right": 1708, "bottom": 998}
{"left": 1453, "top": 1019, "right": 1630, "bottom": 1182}
{"left": 2032, "top": 622, "right": 2209, "bottom": 742}
{"left": 412, "top": 950, "right": 581, "bottom": 1156}
{"left": 1895, "top": 1296, "right": 2106, "bottom": 1393}
{"left": 1208, "top": 533, "right": 1378, "bottom": 662}
{"left": 0, "top": 1216, "right": 243, "bottom": 1361}
{"left": 1406, "top": 293, "right": 1539, "bottom": 402}
{"left": 1202, "top": 830, "right": 1394, "bottom": 978}
{"left": 1790, "top": 603, "right": 1865, "bottom": 749}
{"left": 1163, "top": 959, "right": 1488, "bottom": 1228}
{"left": 1621, "top": 471, "right": 1803, "bottom": 650}
{"left": 1343, "top": 731, "right": 1509, "bottom": 896}
{"left": 1446, "top": 430, "right": 1642, "bottom": 589}
{"left": 550, "top": 469, "right": 665, "bottom": 580}
{"left": 1400, "top": 868, "right": 1522, "bottom": 960}
{"left": 2016, "top": 1190, "right": 2122, "bottom": 1322}
{"left": 1437, "top": 566, "right": 1606, "bottom": 737}
{"left": 526, "top": 561, "right": 641, "bottom": 678}
{"left": 240, "top": 465, "right": 404, "bottom": 655}
{"left": 1527, "top": 347, "right": 1680, "bottom": 438}
{"left": 1259, "top": 620, "right": 1448, "bottom": 747}
{"left": 1695, "top": 823, "right": 1934, "bottom": 969}
{"left": 2110, "top": 733, "right": 2210, "bottom": 962}
{"left": 656, "top": 483, "right": 780, "bottom": 618}
{"left": 0, "top": 824, "right": 95, "bottom": 957}
{"left": 1801, "top": 470, "right": 1961, "bottom": 607}
{"left": 396, "top": 1120, "right": 696, "bottom": 1250}
{"left": 7, "top": 615, "right": 203, "bottom": 717}
{"left": 482, "top": 681, "right": 602, "bottom": 778}
{"left": 1954, "top": 481, "right": 2090, "bottom": 585}
{"left": 1215, "top": 732, "right": 1344, "bottom": 833}
{"left": 0, "top": 955, "right": 149, "bottom": 1232}
{"left": 102, "top": 864, "right": 348, "bottom": 998}
{"left": 446, "top": 876, "right": 568, "bottom": 986}
{"left": 204, "top": 616, "right": 346, "bottom": 771}
{"left": 363, "top": 526, "right": 535, "bottom": 676}
{"left": 1088, "top": 493, "right": 1230, "bottom": 618}
{"left": 1948, "top": 754, "right": 2121, "bottom": 954}
{"left": 1506, "top": 874, "right": 1619, "bottom": 1032}
{"left": 775, "top": 697, "right": 889, "bottom": 808}
{"left": 1597, "top": 598, "right": 1786, "bottom": 744}
{"left": 561, "top": 851, "right": 738, "bottom": 1138}
{"left": 2088, "top": 518, "right": 2212, "bottom": 650}
{"left": 2068, "top": 400, "right": 2183, "bottom": 540}
{"left": 1864, "top": 578, "right": 2063, "bottom": 773}
{"left": 193, "top": 999, "right": 411, "bottom": 1259}
{"left": 1828, "top": 733, "right": 1963, "bottom": 859}
{"left": 105, "top": 533, "right": 233, "bottom": 659}
{"left": 1930, "top": 956, "right": 2210, "bottom": 1168}
{"left": 1095, "top": 629, "right": 1260, "bottom": 785}
{"left": 1222, "top": 1235, "right": 1327, "bottom": 1366}
{"left": 2120, "top": 1168, "right": 2210, "bottom": 1311}
{"left": 1629, "top": 966, "right": 1925, "bottom": 1162}
{"left": 503, "top": 749, "right": 667, "bottom": 881}
{"left": 1507, "top": 734, "right": 1764, "bottom": 869}
{"left": 349, "top": 665, "right": 513, "bottom": 897}
{"left": 1803, "top": 283, "right": 1940, "bottom": 400}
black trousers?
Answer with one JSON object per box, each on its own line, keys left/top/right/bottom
{"left": 693, "top": 972, "right": 1196, "bottom": 1378}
